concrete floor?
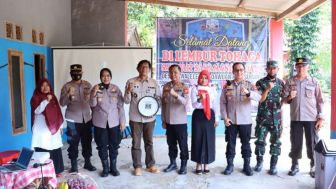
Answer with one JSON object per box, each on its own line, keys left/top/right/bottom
{"left": 58, "top": 134, "right": 316, "bottom": 189}
{"left": 57, "top": 98, "right": 332, "bottom": 189}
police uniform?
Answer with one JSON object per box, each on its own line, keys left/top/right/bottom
{"left": 220, "top": 79, "right": 261, "bottom": 176}
{"left": 90, "top": 83, "right": 125, "bottom": 176}
{"left": 59, "top": 64, "right": 95, "bottom": 172}
{"left": 124, "top": 76, "right": 161, "bottom": 170}
{"left": 285, "top": 58, "right": 324, "bottom": 177}
{"left": 254, "top": 60, "right": 285, "bottom": 175}
{"left": 161, "top": 81, "right": 190, "bottom": 174}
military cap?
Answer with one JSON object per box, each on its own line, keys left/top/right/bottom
{"left": 70, "top": 64, "right": 82, "bottom": 72}
{"left": 266, "top": 60, "right": 278, "bottom": 68}
{"left": 295, "top": 57, "right": 309, "bottom": 66}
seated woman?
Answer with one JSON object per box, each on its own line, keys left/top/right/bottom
{"left": 31, "top": 78, "right": 64, "bottom": 177}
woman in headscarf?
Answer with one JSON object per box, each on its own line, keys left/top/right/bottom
{"left": 191, "top": 70, "right": 219, "bottom": 175}
{"left": 90, "top": 68, "right": 125, "bottom": 177}
{"left": 31, "top": 78, "right": 64, "bottom": 176}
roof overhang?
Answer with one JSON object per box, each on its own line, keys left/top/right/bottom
{"left": 127, "top": 0, "right": 328, "bottom": 20}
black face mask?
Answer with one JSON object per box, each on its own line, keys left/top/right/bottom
{"left": 71, "top": 73, "right": 82, "bottom": 81}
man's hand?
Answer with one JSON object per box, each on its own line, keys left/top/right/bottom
{"left": 289, "top": 90, "right": 297, "bottom": 100}
{"left": 214, "top": 121, "right": 219, "bottom": 128}
{"left": 224, "top": 118, "right": 232, "bottom": 126}
{"left": 267, "top": 82, "right": 274, "bottom": 91}
{"left": 126, "top": 82, "right": 134, "bottom": 93}
{"left": 170, "top": 88, "right": 178, "bottom": 98}
{"left": 162, "top": 122, "right": 167, "bottom": 129}
{"left": 315, "top": 119, "right": 323, "bottom": 131}
{"left": 241, "top": 87, "right": 249, "bottom": 95}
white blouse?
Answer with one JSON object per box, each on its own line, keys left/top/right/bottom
{"left": 31, "top": 100, "right": 63, "bottom": 150}
{"left": 190, "top": 85, "right": 220, "bottom": 122}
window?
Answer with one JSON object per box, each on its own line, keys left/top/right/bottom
{"left": 32, "top": 29, "right": 37, "bottom": 43}
{"left": 8, "top": 50, "right": 26, "bottom": 135}
{"left": 39, "top": 32, "right": 44, "bottom": 45}
{"left": 15, "top": 25, "right": 22, "bottom": 41}
{"left": 6, "top": 22, "right": 13, "bottom": 39}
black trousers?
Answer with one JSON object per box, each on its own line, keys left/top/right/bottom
{"left": 94, "top": 124, "right": 121, "bottom": 161}
{"left": 166, "top": 123, "right": 189, "bottom": 160}
{"left": 66, "top": 120, "right": 93, "bottom": 160}
{"left": 35, "top": 147, "right": 64, "bottom": 174}
{"left": 225, "top": 124, "right": 252, "bottom": 159}
{"left": 289, "top": 121, "right": 317, "bottom": 165}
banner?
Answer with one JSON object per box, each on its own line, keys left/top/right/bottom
{"left": 156, "top": 18, "right": 269, "bottom": 89}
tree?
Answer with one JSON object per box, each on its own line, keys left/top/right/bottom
{"left": 285, "top": 8, "right": 321, "bottom": 78}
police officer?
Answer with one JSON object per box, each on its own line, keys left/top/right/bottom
{"left": 254, "top": 60, "right": 285, "bottom": 175}
{"left": 220, "top": 62, "right": 261, "bottom": 176}
{"left": 161, "top": 64, "right": 190, "bottom": 175}
{"left": 60, "top": 64, "right": 96, "bottom": 173}
{"left": 285, "top": 58, "right": 324, "bottom": 178}
{"left": 90, "top": 68, "right": 126, "bottom": 177}
{"left": 124, "top": 60, "right": 161, "bottom": 176}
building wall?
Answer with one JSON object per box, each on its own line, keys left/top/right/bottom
{"left": 0, "top": 38, "right": 53, "bottom": 151}
{"left": 71, "top": 0, "right": 126, "bottom": 46}
{"left": 0, "top": 0, "right": 72, "bottom": 46}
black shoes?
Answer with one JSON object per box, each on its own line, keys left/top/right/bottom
{"left": 223, "top": 158, "right": 234, "bottom": 175}
{"left": 254, "top": 156, "right": 263, "bottom": 172}
{"left": 268, "top": 156, "right": 278, "bottom": 175}
{"left": 101, "top": 159, "right": 109, "bottom": 177}
{"left": 84, "top": 158, "right": 96, "bottom": 171}
{"left": 178, "top": 160, "right": 187, "bottom": 175}
{"left": 242, "top": 158, "right": 253, "bottom": 176}
{"left": 109, "top": 159, "right": 120, "bottom": 176}
{"left": 288, "top": 164, "right": 299, "bottom": 176}
{"left": 164, "top": 159, "right": 178, "bottom": 172}
{"left": 70, "top": 159, "right": 78, "bottom": 173}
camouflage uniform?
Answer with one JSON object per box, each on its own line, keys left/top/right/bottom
{"left": 254, "top": 76, "right": 285, "bottom": 156}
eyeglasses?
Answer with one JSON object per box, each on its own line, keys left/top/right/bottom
{"left": 295, "top": 65, "right": 307, "bottom": 68}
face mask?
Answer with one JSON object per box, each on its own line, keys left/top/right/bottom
{"left": 71, "top": 73, "right": 82, "bottom": 81}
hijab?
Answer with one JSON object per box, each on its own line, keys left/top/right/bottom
{"left": 30, "top": 78, "right": 64, "bottom": 135}
{"left": 197, "top": 70, "right": 211, "bottom": 120}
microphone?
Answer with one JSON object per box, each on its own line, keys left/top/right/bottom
{"left": 33, "top": 162, "right": 51, "bottom": 168}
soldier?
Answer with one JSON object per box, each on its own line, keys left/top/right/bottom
{"left": 124, "top": 60, "right": 161, "bottom": 176}
{"left": 254, "top": 60, "right": 285, "bottom": 175}
{"left": 285, "top": 57, "right": 324, "bottom": 178}
{"left": 161, "top": 64, "right": 190, "bottom": 175}
{"left": 60, "top": 64, "right": 96, "bottom": 173}
{"left": 220, "top": 62, "right": 261, "bottom": 176}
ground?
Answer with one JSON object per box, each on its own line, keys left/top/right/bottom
{"left": 57, "top": 97, "right": 331, "bottom": 189}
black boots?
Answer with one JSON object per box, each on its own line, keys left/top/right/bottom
{"left": 268, "top": 156, "right": 278, "bottom": 175}
{"left": 178, "top": 160, "right": 187, "bottom": 175}
{"left": 164, "top": 158, "right": 177, "bottom": 172}
{"left": 288, "top": 159, "right": 299, "bottom": 176}
{"left": 223, "top": 158, "right": 234, "bottom": 175}
{"left": 101, "top": 159, "right": 109, "bottom": 177}
{"left": 254, "top": 156, "right": 263, "bottom": 172}
{"left": 84, "top": 158, "right": 96, "bottom": 171}
{"left": 70, "top": 159, "right": 78, "bottom": 173}
{"left": 109, "top": 159, "right": 120, "bottom": 176}
{"left": 242, "top": 158, "right": 253, "bottom": 176}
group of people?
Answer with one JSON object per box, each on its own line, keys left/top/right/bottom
{"left": 30, "top": 58, "right": 323, "bottom": 179}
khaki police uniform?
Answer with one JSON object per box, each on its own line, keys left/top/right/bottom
{"left": 124, "top": 76, "right": 161, "bottom": 169}
{"left": 161, "top": 81, "right": 190, "bottom": 161}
